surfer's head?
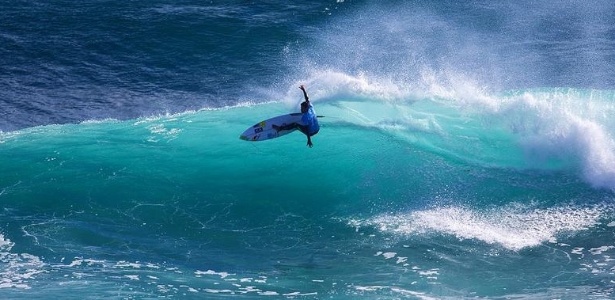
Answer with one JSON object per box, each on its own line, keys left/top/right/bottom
{"left": 301, "top": 101, "right": 309, "bottom": 113}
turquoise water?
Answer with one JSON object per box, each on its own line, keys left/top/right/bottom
{"left": 2, "top": 0, "right": 615, "bottom": 299}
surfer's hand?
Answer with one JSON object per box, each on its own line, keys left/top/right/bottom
{"left": 299, "top": 85, "right": 305, "bottom": 91}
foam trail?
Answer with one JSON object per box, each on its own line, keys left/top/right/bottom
{"left": 352, "top": 204, "right": 608, "bottom": 251}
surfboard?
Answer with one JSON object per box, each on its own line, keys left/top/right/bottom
{"left": 240, "top": 113, "right": 303, "bottom": 141}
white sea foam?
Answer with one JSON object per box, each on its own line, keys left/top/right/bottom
{"left": 353, "top": 204, "right": 608, "bottom": 251}
{"left": 195, "top": 269, "right": 233, "bottom": 279}
{"left": 0, "top": 130, "right": 21, "bottom": 144}
{"left": 0, "top": 234, "right": 45, "bottom": 289}
{"left": 589, "top": 246, "right": 615, "bottom": 255}
{"left": 125, "top": 275, "right": 140, "bottom": 281}
{"left": 146, "top": 124, "right": 182, "bottom": 143}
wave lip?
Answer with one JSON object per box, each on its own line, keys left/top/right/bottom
{"left": 353, "top": 204, "right": 607, "bottom": 251}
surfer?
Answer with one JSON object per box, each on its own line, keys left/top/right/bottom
{"left": 273, "top": 85, "right": 320, "bottom": 147}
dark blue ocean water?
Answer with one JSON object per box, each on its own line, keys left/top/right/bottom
{"left": 2, "top": 1, "right": 615, "bottom": 299}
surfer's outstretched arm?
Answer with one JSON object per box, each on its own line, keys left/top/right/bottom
{"left": 299, "top": 85, "right": 309, "bottom": 102}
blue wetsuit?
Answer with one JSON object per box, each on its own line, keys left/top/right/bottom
{"left": 301, "top": 104, "right": 320, "bottom": 136}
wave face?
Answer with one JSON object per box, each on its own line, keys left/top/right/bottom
{"left": 2, "top": 0, "right": 615, "bottom": 299}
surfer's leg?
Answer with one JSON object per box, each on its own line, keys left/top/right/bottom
{"left": 273, "top": 123, "right": 299, "bottom": 132}
{"left": 298, "top": 125, "right": 311, "bottom": 136}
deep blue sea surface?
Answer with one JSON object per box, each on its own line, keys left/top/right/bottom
{"left": 2, "top": 0, "right": 615, "bottom": 299}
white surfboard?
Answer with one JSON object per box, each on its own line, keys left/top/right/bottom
{"left": 240, "top": 113, "right": 303, "bottom": 141}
